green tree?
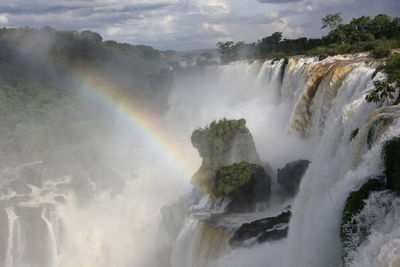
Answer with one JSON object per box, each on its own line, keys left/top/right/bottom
{"left": 371, "top": 14, "right": 392, "bottom": 39}
{"left": 217, "top": 41, "right": 243, "bottom": 64}
{"left": 258, "top": 32, "right": 283, "bottom": 55}
{"left": 321, "top": 13, "right": 343, "bottom": 29}
{"left": 366, "top": 54, "right": 400, "bottom": 105}
{"left": 366, "top": 81, "right": 395, "bottom": 105}
{"left": 80, "top": 30, "right": 103, "bottom": 43}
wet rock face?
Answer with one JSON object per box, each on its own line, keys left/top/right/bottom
{"left": 382, "top": 136, "right": 400, "bottom": 194}
{"left": 215, "top": 161, "right": 271, "bottom": 213}
{"left": 277, "top": 160, "right": 310, "bottom": 198}
{"left": 340, "top": 175, "right": 386, "bottom": 262}
{"left": 229, "top": 210, "right": 291, "bottom": 248}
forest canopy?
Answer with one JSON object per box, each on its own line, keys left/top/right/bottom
{"left": 217, "top": 13, "right": 400, "bottom": 63}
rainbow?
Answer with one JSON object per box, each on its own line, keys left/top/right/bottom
{"left": 73, "top": 70, "right": 198, "bottom": 177}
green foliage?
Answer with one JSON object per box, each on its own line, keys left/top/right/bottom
{"left": 366, "top": 81, "right": 395, "bottom": 105}
{"left": 216, "top": 161, "right": 253, "bottom": 196}
{"left": 191, "top": 119, "right": 261, "bottom": 197}
{"left": 384, "top": 53, "right": 400, "bottom": 84}
{"left": 0, "top": 27, "right": 175, "bottom": 166}
{"left": 0, "top": 27, "right": 169, "bottom": 109}
{"left": 215, "top": 161, "right": 264, "bottom": 196}
{"left": 307, "top": 39, "right": 400, "bottom": 57}
{"left": 191, "top": 118, "right": 261, "bottom": 175}
{"left": 192, "top": 118, "right": 249, "bottom": 164}
{"left": 263, "top": 51, "right": 288, "bottom": 59}
{"left": 324, "top": 14, "right": 400, "bottom": 44}
{"left": 217, "top": 41, "right": 247, "bottom": 64}
{"left": 382, "top": 136, "right": 400, "bottom": 194}
{"left": 366, "top": 53, "right": 400, "bottom": 105}
{"left": 216, "top": 14, "right": 400, "bottom": 62}
{"left": 321, "top": 13, "right": 343, "bottom": 29}
{"left": 371, "top": 46, "right": 392, "bottom": 59}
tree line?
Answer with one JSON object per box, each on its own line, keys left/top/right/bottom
{"left": 217, "top": 13, "right": 400, "bottom": 64}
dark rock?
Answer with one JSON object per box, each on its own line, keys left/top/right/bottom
{"left": 215, "top": 161, "right": 271, "bottom": 212}
{"left": 340, "top": 175, "right": 386, "bottom": 261}
{"left": 350, "top": 128, "right": 359, "bottom": 141}
{"left": 262, "top": 161, "right": 273, "bottom": 177}
{"left": 229, "top": 210, "right": 291, "bottom": 248}
{"left": 277, "top": 160, "right": 310, "bottom": 198}
{"left": 318, "top": 54, "right": 328, "bottom": 61}
{"left": 382, "top": 136, "right": 400, "bottom": 194}
{"left": 280, "top": 57, "right": 289, "bottom": 83}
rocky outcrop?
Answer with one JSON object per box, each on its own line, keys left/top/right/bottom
{"left": 229, "top": 210, "right": 291, "bottom": 248}
{"left": 215, "top": 161, "right": 271, "bottom": 212}
{"left": 340, "top": 133, "right": 400, "bottom": 264}
{"left": 340, "top": 175, "right": 386, "bottom": 261}
{"left": 382, "top": 136, "right": 400, "bottom": 194}
{"left": 277, "top": 160, "right": 310, "bottom": 198}
{"left": 191, "top": 118, "right": 262, "bottom": 196}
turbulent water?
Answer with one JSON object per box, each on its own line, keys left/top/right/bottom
{"left": 1, "top": 53, "right": 400, "bottom": 267}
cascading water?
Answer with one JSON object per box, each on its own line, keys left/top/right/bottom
{"left": 1, "top": 52, "right": 399, "bottom": 267}
{"left": 166, "top": 53, "right": 400, "bottom": 267}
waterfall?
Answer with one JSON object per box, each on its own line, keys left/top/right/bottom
{"left": 5, "top": 207, "right": 20, "bottom": 267}
{"left": 167, "top": 53, "right": 400, "bottom": 267}
{"left": 0, "top": 52, "right": 398, "bottom": 267}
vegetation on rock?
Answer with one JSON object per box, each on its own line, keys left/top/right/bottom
{"left": 190, "top": 118, "right": 262, "bottom": 198}
{"left": 191, "top": 118, "right": 260, "bottom": 169}
{"left": 340, "top": 177, "right": 386, "bottom": 260}
{"left": 215, "top": 161, "right": 262, "bottom": 196}
{"left": 366, "top": 80, "right": 396, "bottom": 105}
{"left": 366, "top": 53, "right": 400, "bottom": 105}
{"left": 214, "top": 161, "right": 271, "bottom": 212}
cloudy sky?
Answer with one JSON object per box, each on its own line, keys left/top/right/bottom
{"left": 0, "top": 0, "right": 399, "bottom": 50}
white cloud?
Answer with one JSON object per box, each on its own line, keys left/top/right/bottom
{"left": 194, "top": 0, "right": 230, "bottom": 15}
{"left": 0, "top": 14, "right": 8, "bottom": 25}
{"left": 202, "top": 23, "right": 229, "bottom": 35}
{"left": 106, "top": 26, "right": 122, "bottom": 35}
{"left": 1, "top": 0, "right": 398, "bottom": 50}
{"left": 270, "top": 18, "right": 303, "bottom": 37}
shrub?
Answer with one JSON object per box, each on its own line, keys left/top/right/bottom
{"left": 371, "top": 47, "right": 391, "bottom": 59}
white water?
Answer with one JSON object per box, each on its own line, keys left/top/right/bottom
{"left": 168, "top": 54, "right": 400, "bottom": 267}
{"left": 1, "top": 53, "right": 400, "bottom": 267}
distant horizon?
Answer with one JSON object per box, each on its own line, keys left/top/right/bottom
{"left": 1, "top": 0, "right": 399, "bottom": 50}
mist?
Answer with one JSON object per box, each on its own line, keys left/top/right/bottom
{"left": 0, "top": 27, "right": 313, "bottom": 266}
{"left": 1, "top": 26, "right": 400, "bottom": 267}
